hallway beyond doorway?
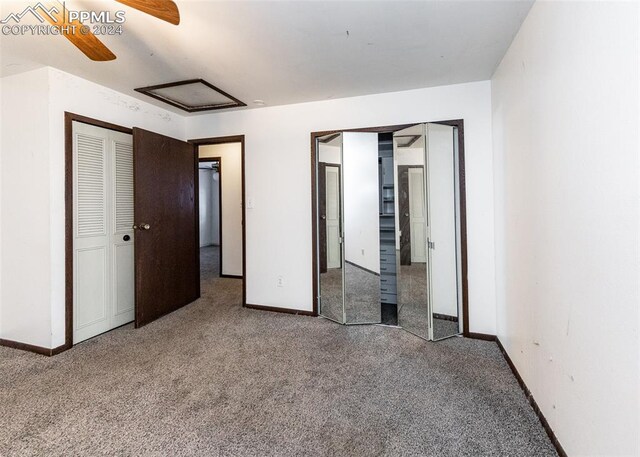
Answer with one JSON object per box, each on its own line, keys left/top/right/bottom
{"left": 201, "top": 245, "right": 221, "bottom": 281}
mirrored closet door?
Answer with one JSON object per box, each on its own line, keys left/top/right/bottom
{"left": 425, "top": 123, "right": 462, "bottom": 340}
{"left": 342, "top": 132, "right": 382, "bottom": 324}
{"left": 316, "top": 122, "right": 463, "bottom": 340}
{"left": 394, "top": 124, "right": 430, "bottom": 339}
{"left": 317, "top": 133, "right": 345, "bottom": 324}
{"left": 317, "top": 132, "right": 383, "bottom": 325}
{"left": 394, "top": 123, "right": 462, "bottom": 341}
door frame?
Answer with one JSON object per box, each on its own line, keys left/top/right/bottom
{"left": 64, "top": 112, "right": 133, "bottom": 352}
{"left": 189, "top": 135, "right": 247, "bottom": 306}
{"left": 310, "top": 120, "right": 471, "bottom": 337}
{"left": 198, "top": 157, "right": 223, "bottom": 277}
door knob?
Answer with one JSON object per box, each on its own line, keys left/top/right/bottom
{"left": 321, "top": 215, "right": 326, "bottom": 220}
{"left": 140, "top": 223, "right": 151, "bottom": 230}
{"left": 404, "top": 213, "right": 409, "bottom": 217}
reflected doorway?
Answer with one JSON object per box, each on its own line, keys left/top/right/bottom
{"left": 317, "top": 133, "right": 344, "bottom": 323}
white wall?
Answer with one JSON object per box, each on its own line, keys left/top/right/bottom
{"left": 0, "top": 68, "right": 52, "bottom": 348}
{"left": 0, "top": 70, "right": 3, "bottom": 340}
{"left": 0, "top": 67, "right": 186, "bottom": 349}
{"left": 492, "top": 2, "right": 639, "bottom": 456}
{"left": 188, "top": 81, "right": 496, "bottom": 334}
{"left": 199, "top": 143, "right": 243, "bottom": 277}
{"left": 343, "top": 132, "right": 380, "bottom": 274}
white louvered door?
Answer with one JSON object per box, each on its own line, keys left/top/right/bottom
{"left": 73, "top": 122, "right": 134, "bottom": 344}
{"left": 110, "top": 135, "right": 135, "bottom": 328}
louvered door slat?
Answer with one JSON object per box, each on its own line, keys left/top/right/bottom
{"left": 114, "top": 141, "right": 134, "bottom": 233}
{"left": 76, "top": 134, "right": 106, "bottom": 237}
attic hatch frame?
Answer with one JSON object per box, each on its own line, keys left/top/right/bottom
{"left": 135, "top": 79, "right": 246, "bottom": 113}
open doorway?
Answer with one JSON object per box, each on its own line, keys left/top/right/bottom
{"left": 191, "top": 136, "right": 246, "bottom": 303}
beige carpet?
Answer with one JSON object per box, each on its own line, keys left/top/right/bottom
{"left": 0, "top": 247, "right": 557, "bottom": 456}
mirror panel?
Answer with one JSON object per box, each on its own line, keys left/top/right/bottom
{"left": 318, "top": 133, "right": 344, "bottom": 323}
{"left": 426, "top": 123, "right": 462, "bottom": 340}
{"left": 315, "top": 123, "right": 464, "bottom": 340}
{"left": 394, "top": 124, "right": 430, "bottom": 339}
{"left": 342, "top": 132, "right": 381, "bottom": 324}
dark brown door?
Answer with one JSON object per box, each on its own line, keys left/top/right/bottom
{"left": 318, "top": 162, "right": 327, "bottom": 273}
{"left": 133, "top": 128, "right": 200, "bottom": 327}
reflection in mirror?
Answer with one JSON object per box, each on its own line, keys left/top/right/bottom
{"left": 318, "top": 133, "right": 344, "bottom": 323}
{"left": 378, "top": 133, "right": 398, "bottom": 325}
{"left": 426, "top": 123, "right": 462, "bottom": 340}
{"left": 394, "top": 124, "right": 430, "bottom": 339}
{"left": 342, "top": 132, "right": 381, "bottom": 324}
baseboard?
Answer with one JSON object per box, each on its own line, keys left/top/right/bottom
{"left": 465, "top": 332, "right": 496, "bottom": 341}
{"left": 0, "top": 339, "right": 67, "bottom": 357}
{"left": 51, "top": 344, "right": 71, "bottom": 355}
{"left": 220, "top": 274, "right": 243, "bottom": 279}
{"left": 495, "top": 338, "right": 567, "bottom": 457}
{"left": 244, "top": 303, "right": 316, "bottom": 316}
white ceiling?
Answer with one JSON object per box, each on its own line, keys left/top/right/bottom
{"left": 0, "top": 0, "right": 533, "bottom": 114}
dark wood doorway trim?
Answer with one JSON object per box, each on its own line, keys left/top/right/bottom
{"left": 310, "top": 120, "right": 470, "bottom": 337}
{"left": 189, "top": 136, "right": 247, "bottom": 306}
{"left": 63, "top": 112, "right": 133, "bottom": 353}
{"left": 198, "top": 157, "right": 223, "bottom": 278}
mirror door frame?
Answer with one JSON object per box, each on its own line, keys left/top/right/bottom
{"left": 310, "top": 120, "right": 470, "bottom": 337}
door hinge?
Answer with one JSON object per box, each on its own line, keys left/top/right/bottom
{"left": 428, "top": 239, "right": 435, "bottom": 250}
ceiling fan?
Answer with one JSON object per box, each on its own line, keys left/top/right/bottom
{"left": 43, "top": 0, "right": 180, "bottom": 61}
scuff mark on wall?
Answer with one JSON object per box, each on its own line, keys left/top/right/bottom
{"left": 566, "top": 302, "right": 572, "bottom": 336}
{"left": 95, "top": 88, "right": 177, "bottom": 123}
{"left": 153, "top": 112, "right": 173, "bottom": 122}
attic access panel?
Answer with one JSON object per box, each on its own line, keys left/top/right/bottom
{"left": 135, "top": 79, "right": 246, "bottom": 112}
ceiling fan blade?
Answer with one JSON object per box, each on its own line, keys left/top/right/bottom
{"left": 43, "top": 4, "right": 116, "bottom": 61}
{"left": 115, "top": 0, "right": 180, "bottom": 25}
